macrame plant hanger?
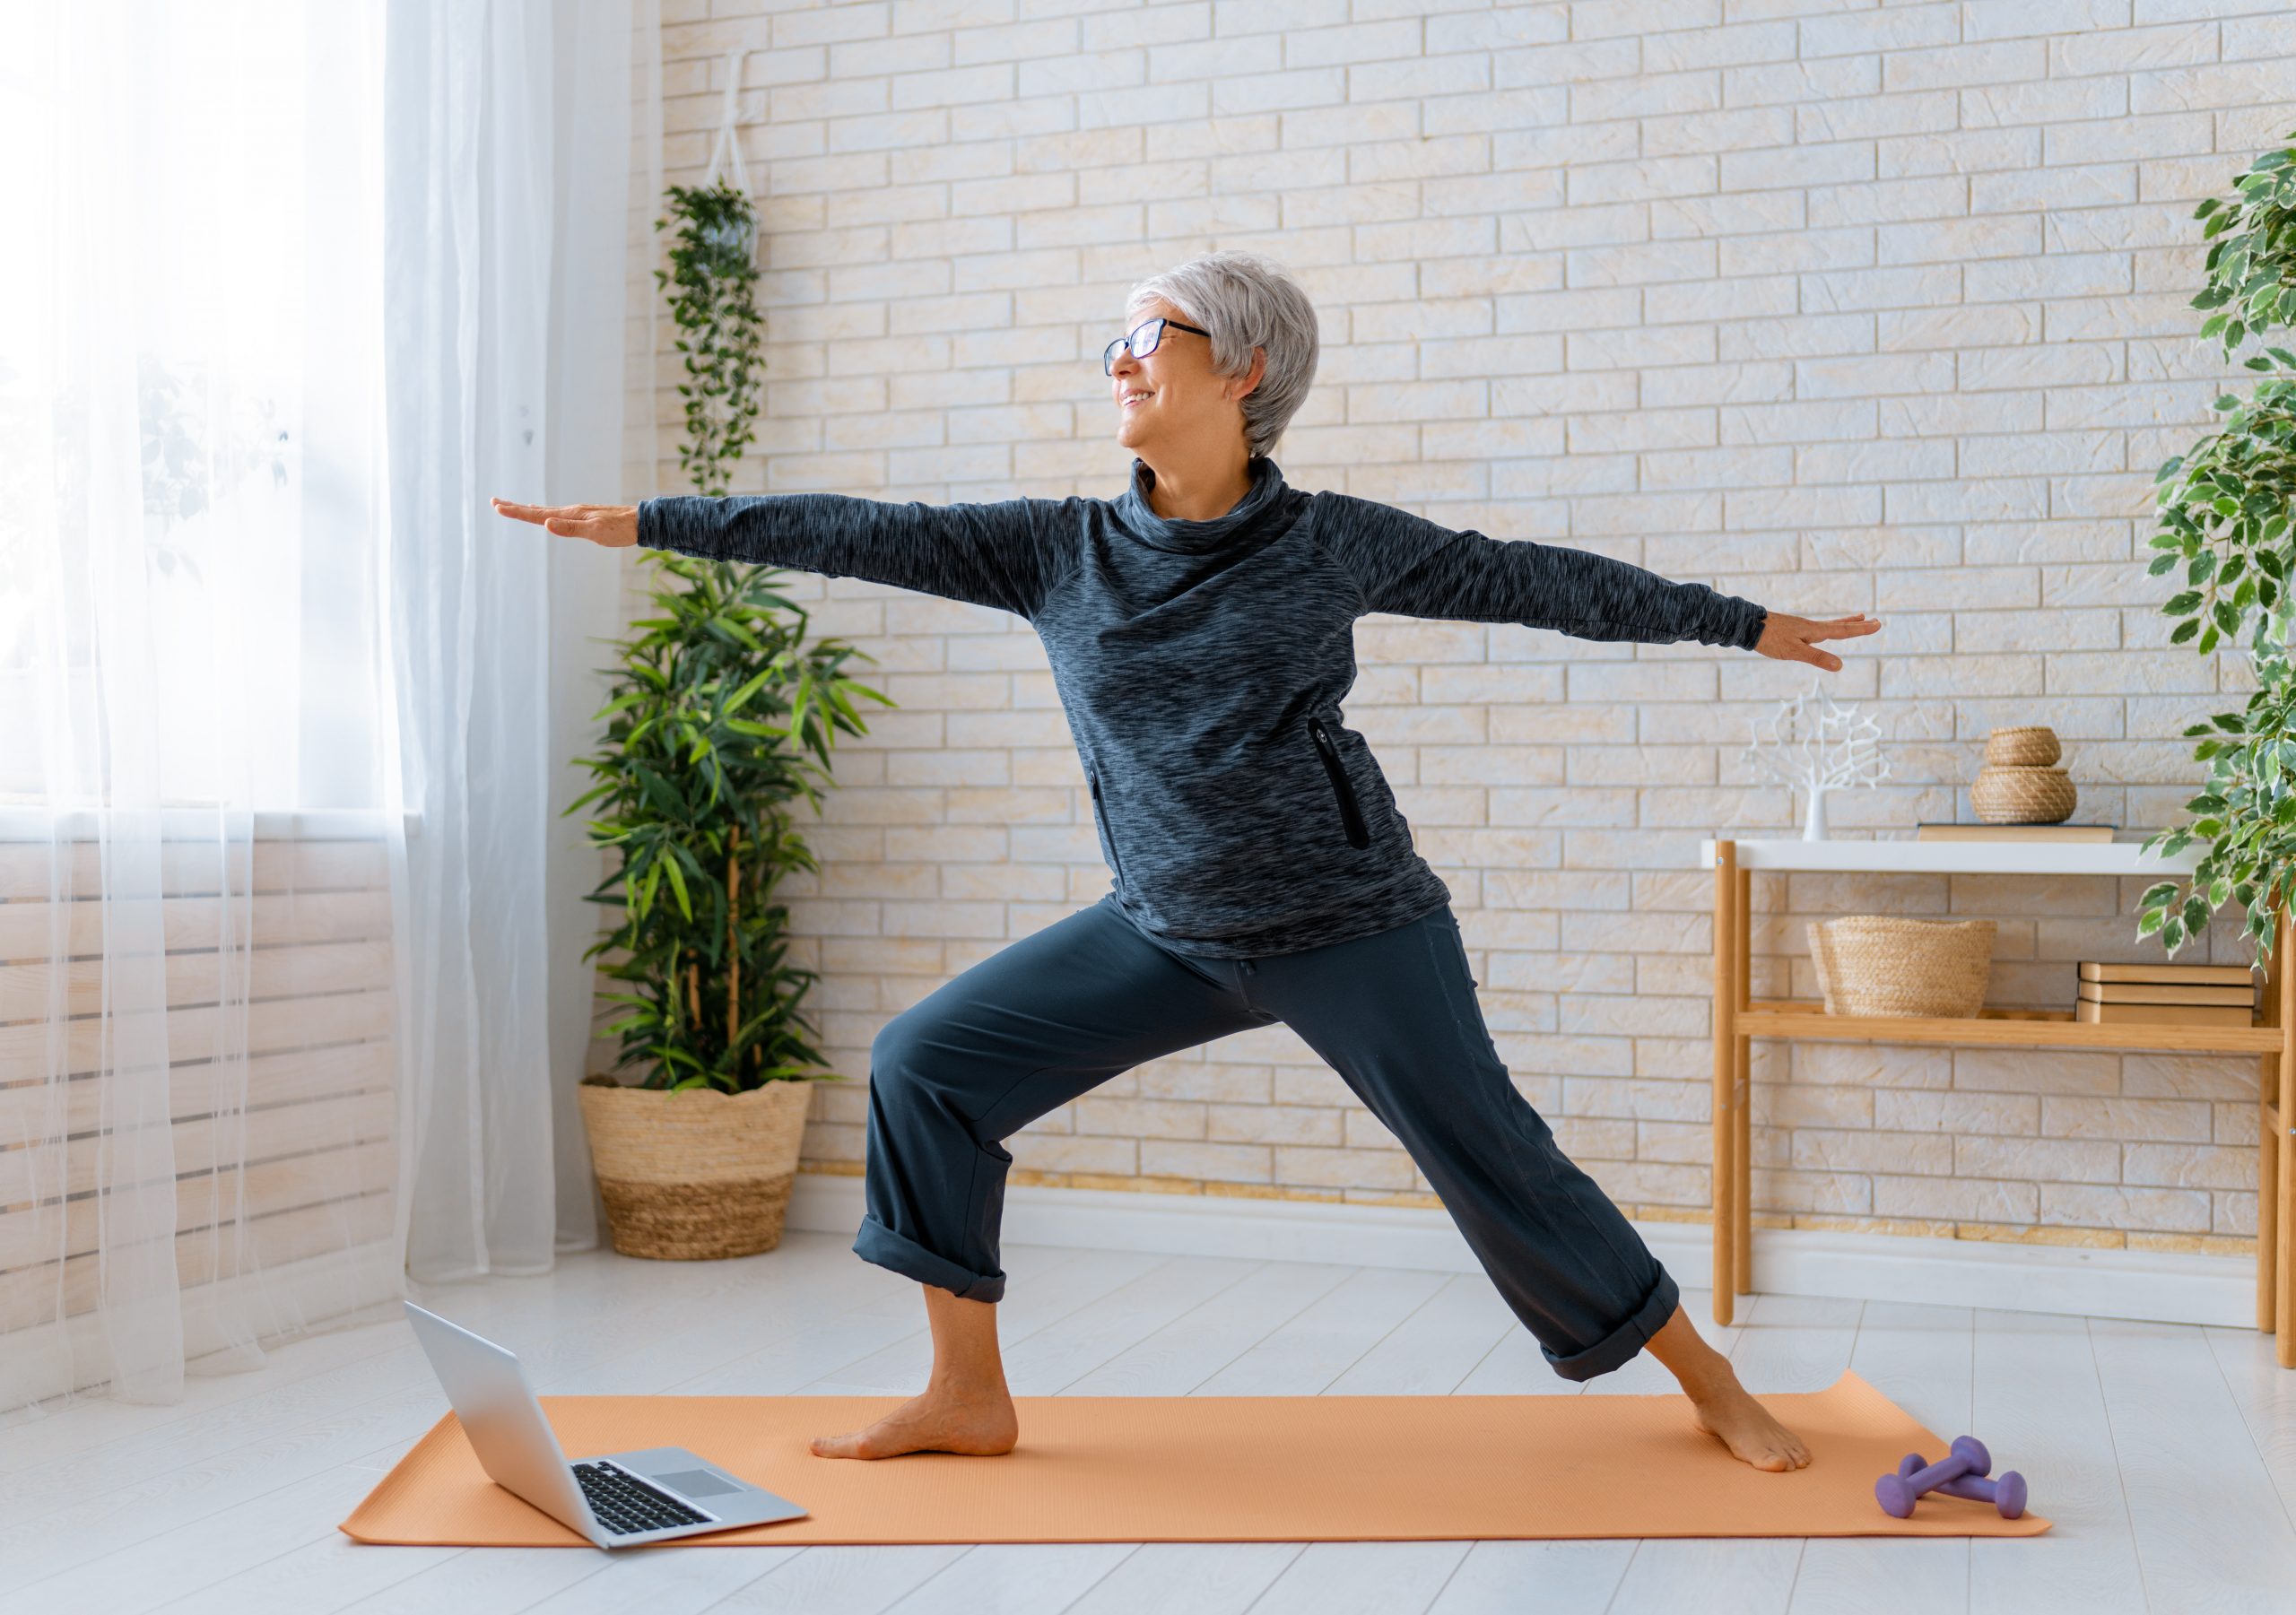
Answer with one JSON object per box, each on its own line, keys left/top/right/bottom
{"left": 700, "top": 47, "right": 759, "bottom": 266}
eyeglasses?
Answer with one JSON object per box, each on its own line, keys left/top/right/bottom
{"left": 1103, "top": 317, "right": 1210, "bottom": 376}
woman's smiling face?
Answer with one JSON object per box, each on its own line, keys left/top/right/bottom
{"left": 1109, "top": 298, "right": 1265, "bottom": 465}
{"left": 1109, "top": 298, "right": 1196, "bottom": 451}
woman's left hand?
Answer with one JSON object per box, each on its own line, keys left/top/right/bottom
{"left": 1752, "top": 611, "right": 1880, "bottom": 673}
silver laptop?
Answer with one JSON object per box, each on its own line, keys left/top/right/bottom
{"left": 402, "top": 1299, "right": 808, "bottom": 1548}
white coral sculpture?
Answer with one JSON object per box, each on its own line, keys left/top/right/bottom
{"left": 1741, "top": 681, "right": 1891, "bottom": 840}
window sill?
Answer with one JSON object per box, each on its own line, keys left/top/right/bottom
{"left": 0, "top": 807, "right": 424, "bottom": 842}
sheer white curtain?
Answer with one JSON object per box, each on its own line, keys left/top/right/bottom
{"left": 0, "top": 0, "right": 636, "bottom": 1412}
{"left": 384, "top": 0, "right": 638, "bottom": 1281}
{"left": 0, "top": 0, "right": 400, "bottom": 1413}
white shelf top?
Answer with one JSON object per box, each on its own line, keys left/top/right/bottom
{"left": 1697, "top": 837, "right": 2206, "bottom": 877}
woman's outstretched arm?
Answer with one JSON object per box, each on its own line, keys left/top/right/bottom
{"left": 492, "top": 491, "right": 1075, "bottom": 623}
{"left": 1310, "top": 491, "right": 1877, "bottom": 670}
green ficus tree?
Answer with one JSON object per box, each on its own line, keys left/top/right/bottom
{"left": 2138, "top": 132, "right": 2296, "bottom": 963}
{"left": 569, "top": 556, "right": 893, "bottom": 1092}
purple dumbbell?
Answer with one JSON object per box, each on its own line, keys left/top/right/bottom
{"left": 1933, "top": 1470, "right": 2027, "bottom": 1518}
{"left": 1893, "top": 1452, "right": 2028, "bottom": 1519}
{"left": 1881, "top": 1445, "right": 2027, "bottom": 1519}
{"left": 1874, "top": 1437, "right": 1990, "bottom": 1519}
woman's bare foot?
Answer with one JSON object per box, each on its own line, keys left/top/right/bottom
{"left": 1639, "top": 1299, "right": 1812, "bottom": 1472}
{"left": 810, "top": 1384, "right": 1018, "bottom": 1460}
{"left": 813, "top": 1282, "right": 1019, "bottom": 1459}
{"left": 1687, "top": 1377, "right": 1811, "bottom": 1472}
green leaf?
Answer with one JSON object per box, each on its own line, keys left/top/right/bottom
{"left": 789, "top": 666, "right": 813, "bottom": 741}
{"left": 722, "top": 665, "right": 775, "bottom": 717}
{"left": 662, "top": 843, "right": 696, "bottom": 919}
{"left": 708, "top": 615, "right": 767, "bottom": 655}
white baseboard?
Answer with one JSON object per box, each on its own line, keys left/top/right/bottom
{"left": 787, "top": 1172, "right": 2259, "bottom": 1332}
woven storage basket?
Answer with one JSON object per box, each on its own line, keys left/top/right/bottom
{"left": 1970, "top": 764, "right": 2076, "bottom": 824}
{"left": 1807, "top": 916, "right": 1996, "bottom": 1018}
{"left": 1983, "top": 725, "right": 2060, "bottom": 767}
{"left": 577, "top": 1078, "right": 813, "bottom": 1260}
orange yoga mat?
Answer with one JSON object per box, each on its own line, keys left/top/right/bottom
{"left": 339, "top": 1371, "right": 2049, "bottom": 1545}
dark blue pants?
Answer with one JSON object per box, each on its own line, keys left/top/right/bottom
{"left": 852, "top": 892, "right": 1682, "bottom": 1383}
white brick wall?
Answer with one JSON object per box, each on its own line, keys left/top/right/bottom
{"left": 622, "top": 0, "right": 2296, "bottom": 1259}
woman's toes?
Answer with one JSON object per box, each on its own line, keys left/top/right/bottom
{"left": 813, "top": 1426, "right": 891, "bottom": 1460}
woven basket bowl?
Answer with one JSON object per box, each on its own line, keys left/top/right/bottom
{"left": 1970, "top": 763, "right": 2076, "bottom": 824}
{"left": 1983, "top": 725, "right": 2061, "bottom": 767}
{"left": 577, "top": 1079, "right": 814, "bottom": 1260}
{"left": 1807, "top": 916, "right": 1996, "bottom": 1019}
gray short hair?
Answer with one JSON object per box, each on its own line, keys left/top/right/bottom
{"left": 1124, "top": 250, "right": 1319, "bottom": 462}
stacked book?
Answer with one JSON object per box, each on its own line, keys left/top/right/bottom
{"left": 1916, "top": 822, "right": 2118, "bottom": 842}
{"left": 2075, "top": 960, "right": 2257, "bottom": 1026}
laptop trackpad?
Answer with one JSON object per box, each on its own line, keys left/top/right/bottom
{"left": 652, "top": 1467, "right": 744, "bottom": 1498}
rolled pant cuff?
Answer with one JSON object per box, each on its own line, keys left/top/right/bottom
{"left": 1541, "top": 1265, "right": 1681, "bottom": 1384}
{"left": 852, "top": 1213, "right": 1006, "bottom": 1302}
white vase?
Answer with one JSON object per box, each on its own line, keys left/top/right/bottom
{"left": 1802, "top": 786, "right": 1829, "bottom": 841}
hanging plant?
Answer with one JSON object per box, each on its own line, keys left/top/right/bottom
{"left": 2137, "top": 131, "right": 2296, "bottom": 962}
{"left": 654, "top": 178, "right": 764, "bottom": 496}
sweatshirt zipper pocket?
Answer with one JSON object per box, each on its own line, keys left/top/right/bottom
{"left": 1090, "top": 771, "right": 1129, "bottom": 888}
{"left": 1307, "top": 716, "right": 1371, "bottom": 850}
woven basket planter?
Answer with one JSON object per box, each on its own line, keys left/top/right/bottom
{"left": 577, "top": 1078, "right": 814, "bottom": 1260}
{"left": 1807, "top": 916, "right": 1996, "bottom": 1019}
{"left": 1970, "top": 763, "right": 2076, "bottom": 824}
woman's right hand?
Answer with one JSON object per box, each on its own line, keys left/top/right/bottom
{"left": 491, "top": 497, "right": 639, "bottom": 548}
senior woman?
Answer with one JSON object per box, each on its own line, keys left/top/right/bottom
{"left": 496, "top": 249, "right": 1878, "bottom": 1474}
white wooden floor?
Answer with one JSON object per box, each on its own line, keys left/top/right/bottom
{"left": 7, "top": 1230, "right": 2296, "bottom": 1614}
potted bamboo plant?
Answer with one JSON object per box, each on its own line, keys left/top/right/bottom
{"left": 570, "top": 177, "right": 891, "bottom": 1260}
{"left": 570, "top": 551, "right": 889, "bottom": 1257}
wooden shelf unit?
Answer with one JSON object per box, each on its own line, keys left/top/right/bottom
{"left": 1700, "top": 836, "right": 2296, "bottom": 1367}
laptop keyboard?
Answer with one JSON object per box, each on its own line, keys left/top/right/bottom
{"left": 572, "top": 1460, "right": 713, "bottom": 1535}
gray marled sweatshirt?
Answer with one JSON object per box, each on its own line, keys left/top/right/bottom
{"left": 638, "top": 456, "right": 1768, "bottom": 959}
